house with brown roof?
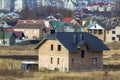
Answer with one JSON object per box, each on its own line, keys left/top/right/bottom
{"left": 14, "top": 20, "right": 47, "bottom": 40}
{"left": 35, "top": 32, "right": 109, "bottom": 72}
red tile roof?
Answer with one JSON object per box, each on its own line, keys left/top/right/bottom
{"left": 15, "top": 20, "right": 46, "bottom": 29}
{"left": 17, "top": 20, "right": 45, "bottom": 26}
{"left": 62, "top": 17, "right": 73, "bottom": 22}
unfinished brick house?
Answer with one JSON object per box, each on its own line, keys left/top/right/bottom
{"left": 35, "top": 32, "right": 109, "bottom": 72}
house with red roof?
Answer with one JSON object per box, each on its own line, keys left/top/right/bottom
{"left": 62, "top": 17, "right": 82, "bottom": 29}
{"left": 14, "top": 20, "right": 48, "bottom": 40}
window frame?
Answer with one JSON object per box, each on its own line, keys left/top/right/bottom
{"left": 81, "top": 50, "right": 85, "bottom": 58}
{"left": 58, "top": 45, "right": 61, "bottom": 51}
{"left": 50, "top": 57, "right": 53, "bottom": 64}
{"left": 57, "top": 58, "right": 60, "bottom": 65}
{"left": 71, "top": 58, "right": 74, "bottom": 65}
{"left": 112, "top": 37, "right": 115, "bottom": 40}
{"left": 112, "top": 31, "right": 115, "bottom": 34}
{"left": 92, "top": 58, "right": 97, "bottom": 65}
{"left": 51, "top": 44, "right": 53, "bottom": 51}
{"left": 98, "top": 29, "right": 103, "bottom": 34}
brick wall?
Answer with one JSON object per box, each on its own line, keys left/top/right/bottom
{"left": 14, "top": 28, "right": 42, "bottom": 40}
{"left": 38, "top": 39, "right": 69, "bottom": 72}
{"left": 69, "top": 44, "right": 103, "bottom": 71}
{"left": 38, "top": 40, "right": 103, "bottom": 72}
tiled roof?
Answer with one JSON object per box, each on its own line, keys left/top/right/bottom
{"left": 83, "top": 20, "right": 105, "bottom": 29}
{"left": 87, "top": 20, "right": 105, "bottom": 29}
{"left": 50, "top": 21, "right": 72, "bottom": 29}
{"left": 62, "top": 17, "right": 73, "bottom": 22}
{"left": 18, "top": 20, "right": 44, "bottom": 25}
{"left": 35, "top": 32, "right": 109, "bottom": 51}
{"left": 15, "top": 20, "right": 45, "bottom": 29}
{"left": 14, "top": 24, "right": 45, "bottom": 29}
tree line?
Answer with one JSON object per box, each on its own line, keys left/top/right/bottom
{"left": 19, "top": 6, "right": 73, "bottom": 20}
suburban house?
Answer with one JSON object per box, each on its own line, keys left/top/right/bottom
{"left": 80, "top": 20, "right": 106, "bottom": 41}
{"left": 14, "top": 20, "right": 47, "bottom": 40}
{"left": 0, "top": 31, "right": 16, "bottom": 46}
{"left": 50, "top": 21, "right": 75, "bottom": 32}
{"left": 62, "top": 17, "right": 82, "bottom": 29}
{"left": 105, "top": 24, "right": 120, "bottom": 42}
{"left": 85, "top": 20, "right": 106, "bottom": 41}
{"left": 35, "top": 32, "right": 109, "bottom": 72}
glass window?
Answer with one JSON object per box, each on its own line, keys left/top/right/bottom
{"left": 112, "top": 37, "right": 115, "bottom": 40}
{"left": 92, "top": 58, "right": 97, "bottom": 65}
{"left": 88, "top": 29, "right": 92, "bottom": 33}
{"left": 112, "top": 31, "right": 115, "bottom": 34}
{"left": 71, "top": 59, "right": 74, "bottom": 65}
{"left": 93, "top": 29, "right": 97, "bottom": 34}
{"left": 33, "top": 30, "right": 36, "bottom": 34}
{"left": 33, "top": 36, "right": 37, "bottom": 39}
{"left": 81, "top": 50, "right": 85, "bottom": 58}
{"left": 50, "top": 57, "right": 53, "bottom": 64}
{"left": 58, "top": 45, "right": 61, "bottom": 51}
{"left": 25, "top": 36, "right": 28, "bottom": 39}
{"left": 51, "top": 44, "right": 53, "bottom": 51}
{"left": 57, "top": 58, "right": 60, "bottom": 65}
{"left": 98, "top": 29, "right": 103, "bottom": 34}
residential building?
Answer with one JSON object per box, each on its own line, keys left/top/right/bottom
{"left": 50, "top": 21, "right": 75, "bottom": 32}
{"left": 80, "top": 18, "right": 106, "bottom": 41}
{"left": 35, "top": 32, "right": 109, "bottom": 72}
{"left": 0, "top": 31, "right": 16, "bottom": 46}
{"left": 62, "top": 17, "right": 82, "bottom": 29}
{"left": 105, "top": 24, "right": 120, "bottom": 42}
{"left": 14, "top": 20, "right": 47, "bottom": 40}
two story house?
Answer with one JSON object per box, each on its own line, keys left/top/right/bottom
{"left": 80, "top": 20, "right": 106, "bottom": 41}
{"left": 105, "top": 24, "right": 120, "bottom": 42}
{"left": 35, "top": 32, "right": 109, "bottom": 72}
{"left": 14, "top": 20, "right": 47, "bottom": 40}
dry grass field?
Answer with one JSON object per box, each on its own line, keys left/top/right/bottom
{"left": 0, "top": 42, "right": 120, "bottom": 80}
